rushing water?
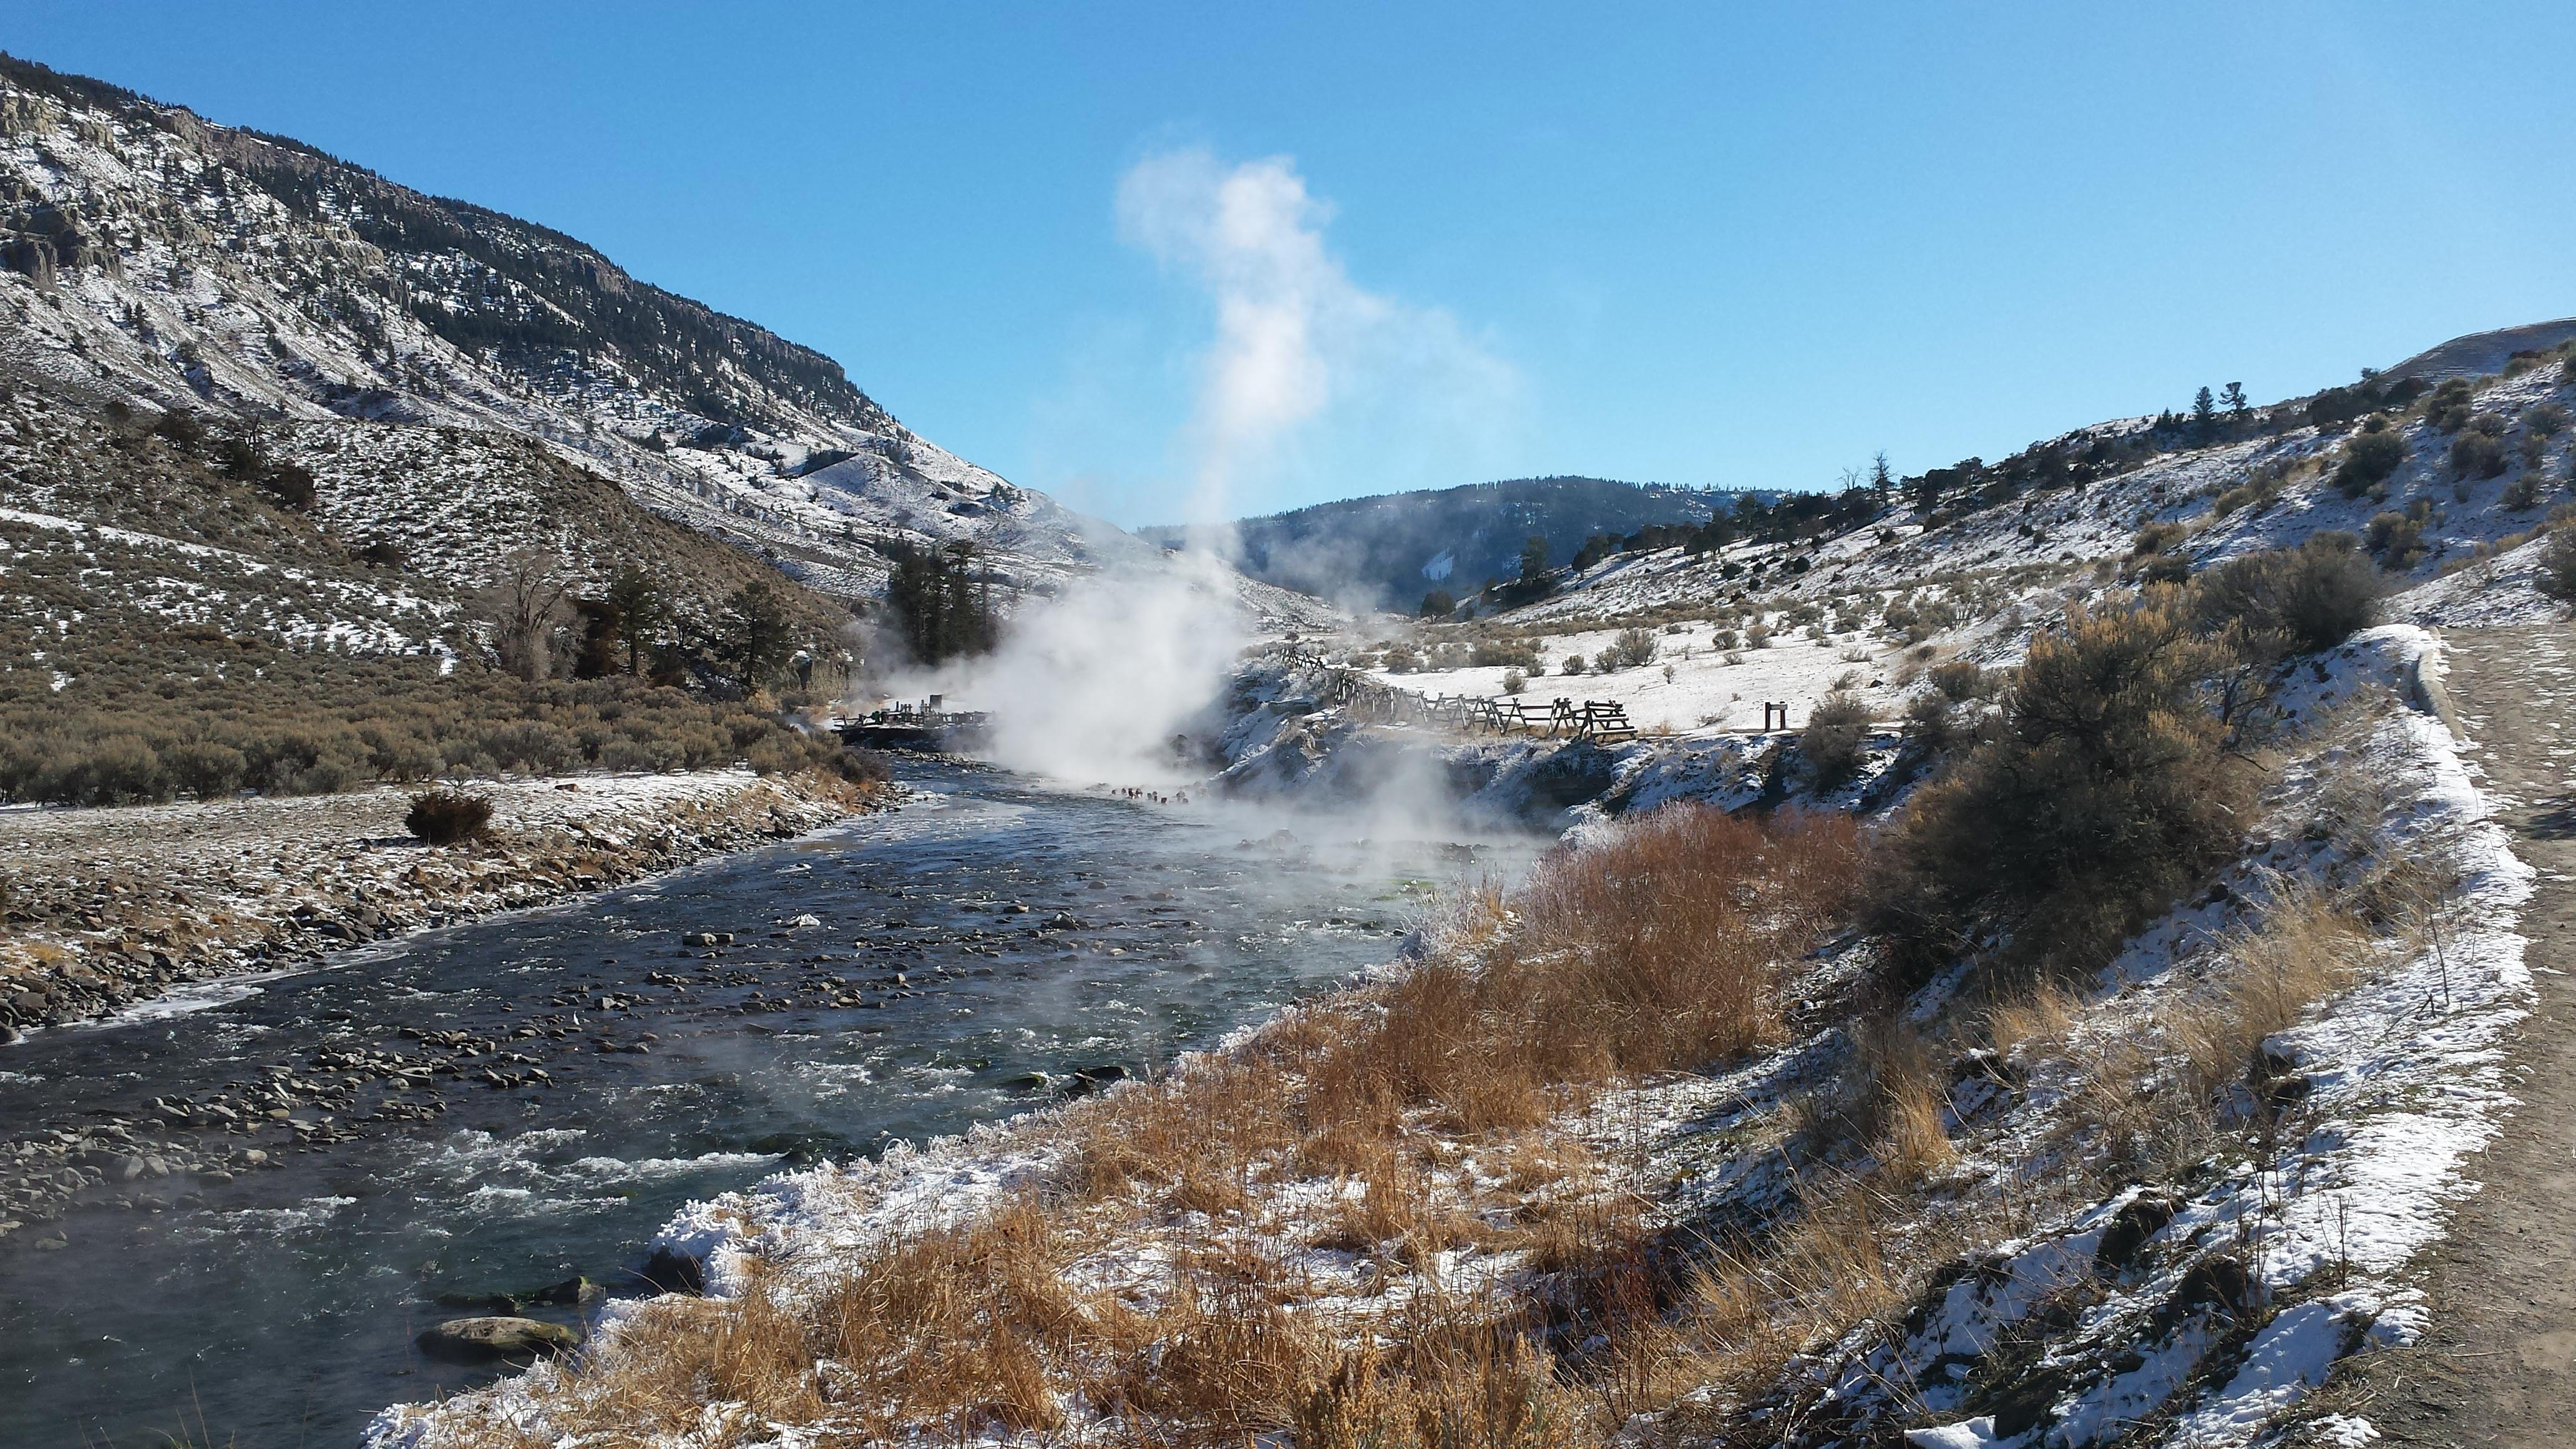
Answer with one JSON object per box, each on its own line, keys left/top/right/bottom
{"left": 0, "top": 764, "right": 1541, "bottom": 1448}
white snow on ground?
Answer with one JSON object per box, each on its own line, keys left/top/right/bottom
{"left": 1367, "top": 625, "right": 1895, "bottom": 734}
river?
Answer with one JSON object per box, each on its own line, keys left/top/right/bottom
{"left": 0, "top": 763, "right": 1541, "bottom": 1448}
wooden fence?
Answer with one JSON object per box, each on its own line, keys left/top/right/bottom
{"left": 1314, "top": 666, "right": 1639, "bottom": 743}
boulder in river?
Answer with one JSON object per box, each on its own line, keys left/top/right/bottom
{"left": 415, "top": 1315, "right": 579, "bottom": 1363}
{"left": 525, "top": 1275, "right": 605, "bottom": 1306}
{"left": 639, "top": 1246, "right": 706, "bottom": 1294}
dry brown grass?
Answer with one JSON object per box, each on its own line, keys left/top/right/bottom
{"left": 2169, "top": 875, "right": 2370, "bottom": 1097}
{"left": 2024, "top": 869, "right": 2379, "bottom": 1185}
{"left": 1983, "top": 979, "right": 2079, "bottom": 1056}
{"left": 412, "top": 806, "right": 1874, "bottom": 1449}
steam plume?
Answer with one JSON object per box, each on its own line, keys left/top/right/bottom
{"left": 1116, "top": 147, "right": 1523, "bottom": 542}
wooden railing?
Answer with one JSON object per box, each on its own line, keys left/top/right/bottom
{"left": 1313, "top": 666, "right": 1638, "bottom": 743}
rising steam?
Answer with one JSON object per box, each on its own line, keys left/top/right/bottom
{"left": 873, "top": 150, "right": 1517, "bottom": 789}
{"left": 1116, "top": 147, "right": 1523, "bottom": 539}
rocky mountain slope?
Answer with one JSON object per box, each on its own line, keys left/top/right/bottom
{"left": 1282, "top": 321, "right": 2574, "bottom": 746}
{"left": 0, "top": 52, "right": 1332, "bottom": 632}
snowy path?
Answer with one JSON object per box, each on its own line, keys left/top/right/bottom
{"left": 2337, "top": 623, "right": 2576, "bottom": 1442}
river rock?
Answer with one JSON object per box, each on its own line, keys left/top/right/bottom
{"left": 415, "top": 1315, "right": 580, "bottom": 1362}
{"left": 525, "top": 1275, "right": 605, "bottom": 1305}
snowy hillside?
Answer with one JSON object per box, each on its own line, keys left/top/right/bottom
{"left": 1302, "top": 335, "right": 2574, "bottom": 743}
{"left": 0, "top": 52, "right": 1264, "bottom": 612}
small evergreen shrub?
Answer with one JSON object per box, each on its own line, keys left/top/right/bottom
{"left": 2537, "top": 512, "right": 2576, "bottom": 603}
{"left": 2333, "top": 430, "right": 2407, "bottom": 497}
{"left": 1864, "top": 596, "right": 2247, "bottom": 985}
{"left": 2130, "top": 520, "right": 2188, "bottom": 556}
{"left": 1928, "top": 660, "right": 1990, "bottom": 702}
{"left": 2189, "top": 533, "right": 2382, "bottom": 655}
{"left": 1604, "top": 628, "right": 1659, "bottom": 670}
{"left": 2364, "top": 510, "right": 2426, "bottom": 568}
{"left": 2424, "top": 379, "right": 2477, "bottom": 433}
{"left": 406, "top": 789, "right": 494, "bottom": 846}
{"left": 1800, "top": 691, "right": 1875, "bottom": 788}
{"left": 2450, "top": 429, "right": 2508, "bottom": 479}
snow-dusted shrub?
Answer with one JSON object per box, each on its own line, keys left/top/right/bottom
{"left": 1560, "top": 653, "right": 1586, "bottom": 675}
{"left": 2188, "top": 532, "right": 2381, "bottom": 659}
{"left": 2331, "top": 427, "right": 2406, "bottom": 497}
{"left": 1604, "top": 627, "right": 1658, "bottom": 670}
{"left": 1865, "top": 594, "right": 2248, "bottom": 984}
{"left": 404, "top": 788, "right": 492, "bottom": 846}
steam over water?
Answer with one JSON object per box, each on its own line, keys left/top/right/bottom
{"left": 0, "top": 764, "right": 1540, "bottom": 1448}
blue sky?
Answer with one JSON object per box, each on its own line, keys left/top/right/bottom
{"left": 9, "top": 3, "right": 2575, "bottom": 526}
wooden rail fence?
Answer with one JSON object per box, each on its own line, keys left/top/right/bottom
{"left": 1314, "top": 666, "right": 1640, "bottom": 743}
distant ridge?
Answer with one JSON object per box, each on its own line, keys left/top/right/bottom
{"left": 1148, "top": 476, "right": 1737, "bottom": 611}
{"left": 2386, "top": 317, "right": 2576, "bottom": 383}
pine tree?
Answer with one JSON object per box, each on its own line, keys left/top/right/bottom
{"left": 2222, "top": 381, "right": 2249, "bottom": 419}
{"left": 720, "top": 580, "right": 797, "bottom": 691}
{"left": 1870, "top": 451, "right": 1895, "bottom": 492}
{"left": 1518, "top": 534, "right": 1551, "bottom": 583}
{"left": 2192, "top": 386, "right": 2217, "bottom": 433}
{"left": 602, "top": 566, "right": 668, "bottom": 676}
{"left": 887, "top": 541, "right": 1000, "bottom": 665}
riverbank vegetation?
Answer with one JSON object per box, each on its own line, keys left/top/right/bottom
{"left": 403, "top": 804, "right": 1868, "bottom": 1447}
{"left": 0, "top": 651, "right": 882, "bottom": 806}
{"left": 382, "top": 549, "right": 2494, "bottom": 1449}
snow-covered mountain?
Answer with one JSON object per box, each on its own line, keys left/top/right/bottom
{"left": 0, "top": 51, "right": 1312, "bottom": 621}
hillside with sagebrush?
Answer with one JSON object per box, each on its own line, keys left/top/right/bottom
{"left": 0, "top": 52, "right": 1332, "bottom": 808}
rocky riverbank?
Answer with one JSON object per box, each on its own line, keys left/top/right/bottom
{"left": 0, "top": 767, "right": 882, "bottom": 1035}
{"left": 0, "top": 768, "right": 883, "bottom": 1239}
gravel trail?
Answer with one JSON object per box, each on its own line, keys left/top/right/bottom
{"left": 2332, "top": 623, "right": 2576, "bottom": 1442}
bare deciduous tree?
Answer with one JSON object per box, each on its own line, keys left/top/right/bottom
{"left": 481, "top": 549, "right": 574, "bottom": 681}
